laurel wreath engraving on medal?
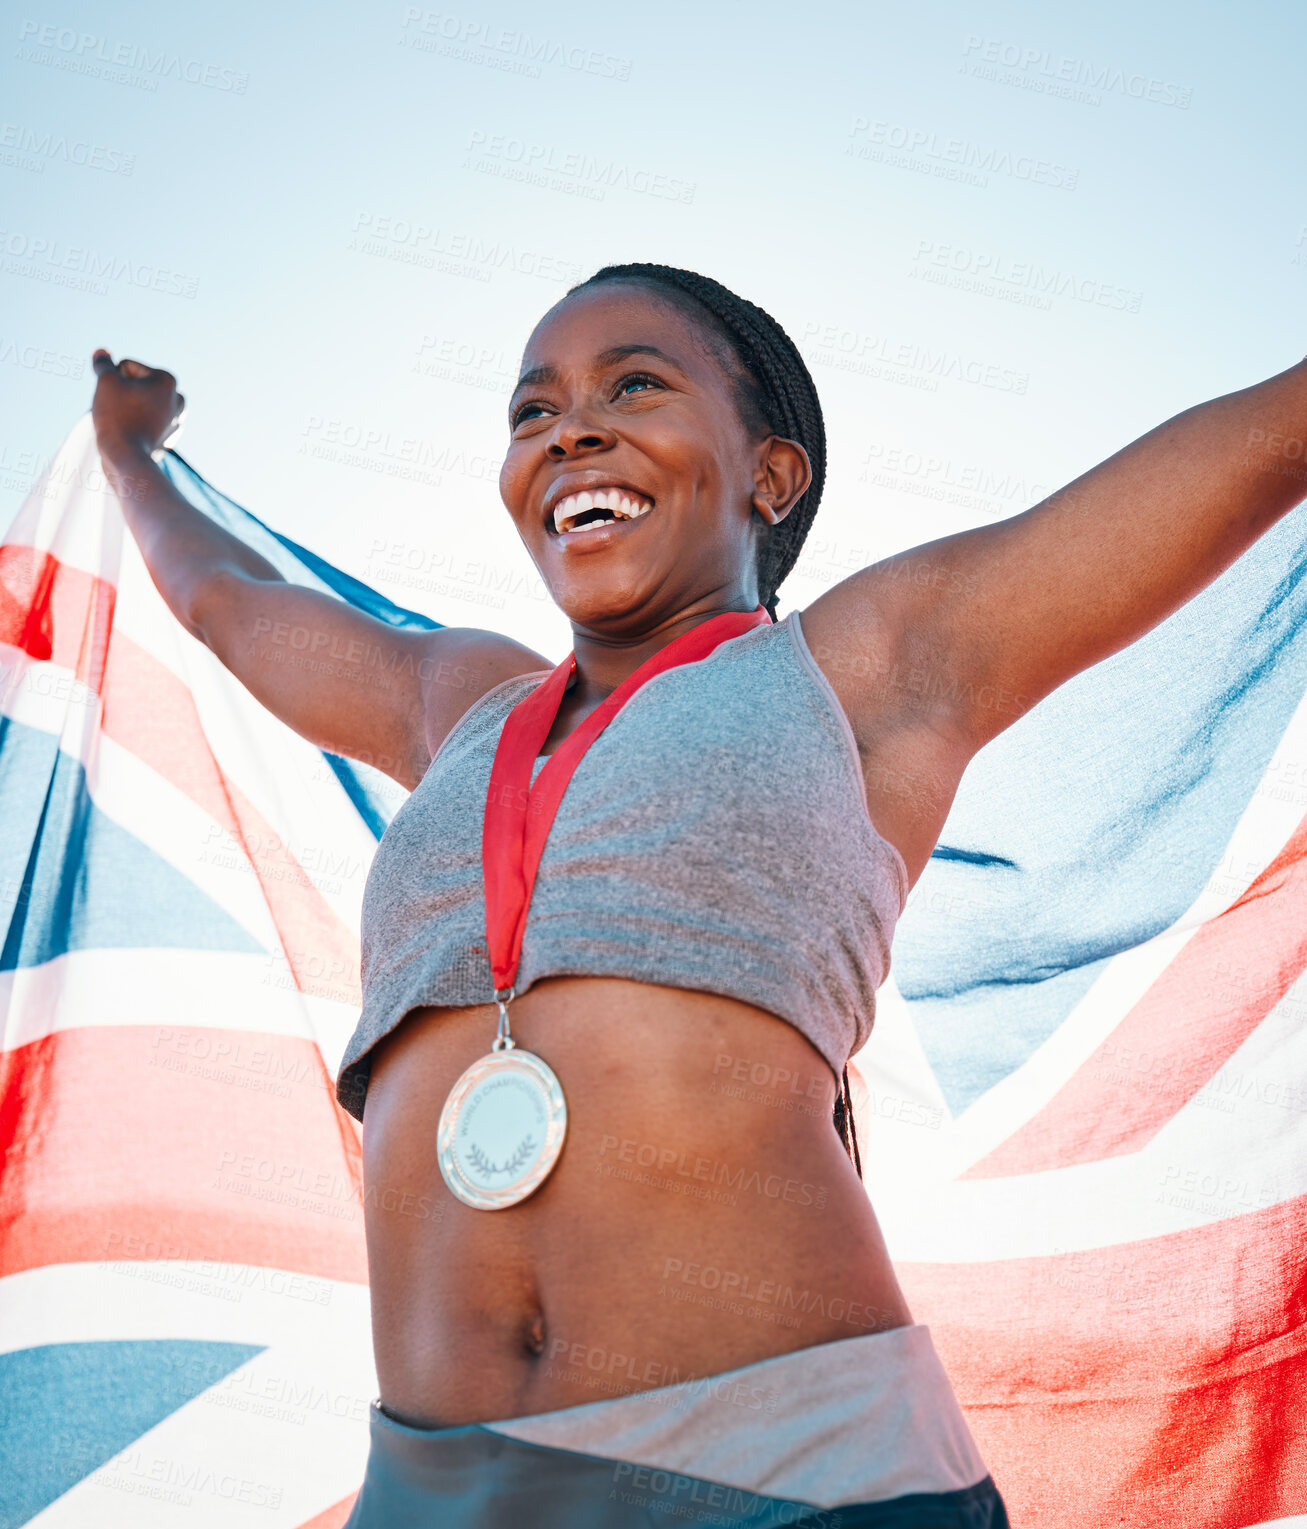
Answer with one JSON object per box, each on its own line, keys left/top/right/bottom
{"left": 466, "top": 1134, "right": 536, "bottom": 1178}
{"left": 438, "top": 1053, "right": 565, "bottom": 1209}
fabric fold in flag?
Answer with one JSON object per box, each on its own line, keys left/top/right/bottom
{"left": 864, "top": 481, "right": 1307, "bottom": 1526}
{"left": 1, "top": 417, "right": 426, "bottom": 1528}
{"left": 1, "top": 413, "right": 1305, "bottom": 1526}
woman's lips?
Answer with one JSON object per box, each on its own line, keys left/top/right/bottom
{"left": 553, "top": 511, "right": 653, "bottom": 547}
{"left": 550, "top": 486, "right": 655, "bottom": 535}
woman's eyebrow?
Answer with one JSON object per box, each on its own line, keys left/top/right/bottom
{"left": 514, "top": 363, "right": 557, "bottom": 391}
{"left": 513, "top": 344, "right": 683, "bottom": 392}
{"left": 595, "top": 343, "right": 681, "bottom": 369}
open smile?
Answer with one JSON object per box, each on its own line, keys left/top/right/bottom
{"left": 544, "top": 482, "right": 656, "bottom": 537}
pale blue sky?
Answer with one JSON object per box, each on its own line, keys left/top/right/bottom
{"left": 4, "top": 0, "right": 1304, "bottom": 654}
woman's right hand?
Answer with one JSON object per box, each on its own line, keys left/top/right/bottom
{"left": 82, "top": 348, "right": 550, "bottom": 791}
{"left": 91, "top": 350, "right": 186, "bottom": 462}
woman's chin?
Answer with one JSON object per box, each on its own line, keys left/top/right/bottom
{"left": 552, "top": 577, "right": 672, "bottom": 632}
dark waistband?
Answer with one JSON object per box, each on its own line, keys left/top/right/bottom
{"left": 346, "top": 1326, "right": 1008, "bottom": 1528}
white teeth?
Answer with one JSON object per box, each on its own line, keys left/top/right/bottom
{"left": 552, "top": 488, "right": 654, "bottom": 534}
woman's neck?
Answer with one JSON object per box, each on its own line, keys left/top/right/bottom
{"left": 566, "top": 598, "right": 759, "bottom": 704}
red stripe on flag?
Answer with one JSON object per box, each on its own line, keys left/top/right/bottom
{"left": 0, "top": 1025, "right": 366, "bottom": 1283}
{"left": 99, "top": 626, "right": 364, "bottom": 1009}
{"left": 2, "top": 543, "right": 363, "bottom": 1009}
{"left": 0, "top": 543, "right": 115, "bottom": 688}
{"left": 965, "top": 810, "right": 1307, "bottom": 1176}
{"left": 901, "top": 1195, "right": 1307, "bottom": 1528}
{"left": 295, "top": 1492, "right": 359, "bottom": 1528}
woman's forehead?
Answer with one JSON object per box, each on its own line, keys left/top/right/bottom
{"left": 518, "top": 282, "right": 727, "bottom": 377}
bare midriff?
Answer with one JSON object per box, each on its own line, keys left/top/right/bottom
{"left": 362, "top": 974, "right": 913, "bottom": 1428}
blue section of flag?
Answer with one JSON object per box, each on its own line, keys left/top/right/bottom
{"left": 321, "top": 750, "right": 390, "bottom": 841}
{"left": 157, "top": 448, "right": 441, "bottom": 841}
{"left": 894, "top": 508, "right": 1307, "bottom": 1114}
{"left": 0, "top": 716, "right": 265, "bottom": 970}
{"left": 0, "top": 1339, "right": 264, "bottom": 1527}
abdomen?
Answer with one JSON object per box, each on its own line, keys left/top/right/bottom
{"left": 361, "top": 975, "right": 913, "bottom": 1427}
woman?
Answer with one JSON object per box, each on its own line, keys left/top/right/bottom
{"left": 90, "top": 264, "right": 1306, "bottom": 1527}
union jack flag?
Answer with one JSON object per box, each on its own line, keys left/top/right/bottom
{"left": 2, "top": 415, "right": 1305, "bottom": 1526}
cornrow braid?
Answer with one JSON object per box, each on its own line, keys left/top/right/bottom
{"left": 571, "top": 263, "right": 827, "bottom": 622}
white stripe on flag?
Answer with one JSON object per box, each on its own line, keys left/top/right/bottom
{"left": 3, "top": 1260, "right": 371, "bottom": 1528}
{"left": 948, "top": 671, "right": 1307, "bottom": 1171}
{"left": 1, "top": 415, "right": 124, "bottom": 577}
{"left": 0, "top": 949, "right": 362, "bottom": 1074}
{"left": 868, "top": 963, "right": 1307, "bottom": 1260}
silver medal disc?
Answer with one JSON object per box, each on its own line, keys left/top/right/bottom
{"left": 436, "top": 1047, "right": 567, "bottom": 1210}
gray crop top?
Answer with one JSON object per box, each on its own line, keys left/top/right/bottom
{"left": 335, "top": 610, "right": 909, "bottom": 1121}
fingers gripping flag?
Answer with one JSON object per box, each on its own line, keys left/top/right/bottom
{"left": 2, "top": 415, "right": 1306, "bottom": 1526}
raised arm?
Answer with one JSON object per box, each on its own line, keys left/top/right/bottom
{"left": 91, "top": 352, "right": 549, "bottom": 790}
{"left": 806, "top": 354, "right": 1307, "bottom": 759}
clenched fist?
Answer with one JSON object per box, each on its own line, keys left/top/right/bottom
{"left": 91, "top": 350, "right": 186, "bottom": 462}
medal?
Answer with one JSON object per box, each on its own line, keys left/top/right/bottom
{"left": 436, "top": 1013, "right": 567, "bottom": 1211}
{"left": 437, "top": 604, "right": 772, "bottom": 1210}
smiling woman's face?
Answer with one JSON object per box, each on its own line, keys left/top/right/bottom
{"left": 499, "top": 280, "right": 807, "bottom": 636}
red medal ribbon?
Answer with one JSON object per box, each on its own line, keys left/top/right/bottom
{"left": 482, "top": 605, "right": 771, "bottom": 993}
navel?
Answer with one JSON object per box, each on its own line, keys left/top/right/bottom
{"left": 521, "top": 1307, "right": 547, "bottom": 1359}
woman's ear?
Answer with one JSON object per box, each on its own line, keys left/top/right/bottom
{"left": 751, "top": 437, "right": 812, "bottom": 526}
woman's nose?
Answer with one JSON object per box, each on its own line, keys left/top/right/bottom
{"left": 545, "top": 411, "right": 614, "bottom": 459}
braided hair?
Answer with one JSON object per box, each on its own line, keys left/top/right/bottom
{"left": 569, "top": 264, "right": 861, "bottom": 1175}
{"left": 569, "top": 263, "right": 827, "bottom": 624}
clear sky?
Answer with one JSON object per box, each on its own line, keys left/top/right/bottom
{"left": 3, "top": 0, "right": 1305, "bottom": 657}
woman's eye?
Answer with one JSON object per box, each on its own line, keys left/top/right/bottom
{"left": 615, "top": 372, "right": 661, "bottom": 398}
{"left": 512, "top": 374, "right": 661, "bottom": 427}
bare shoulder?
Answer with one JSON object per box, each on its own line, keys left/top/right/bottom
{"left": 796, "top": 560, "right": 979, "bottom": 891}
{"left": 415, "top": 624, "right": 553, "bottom": 775}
